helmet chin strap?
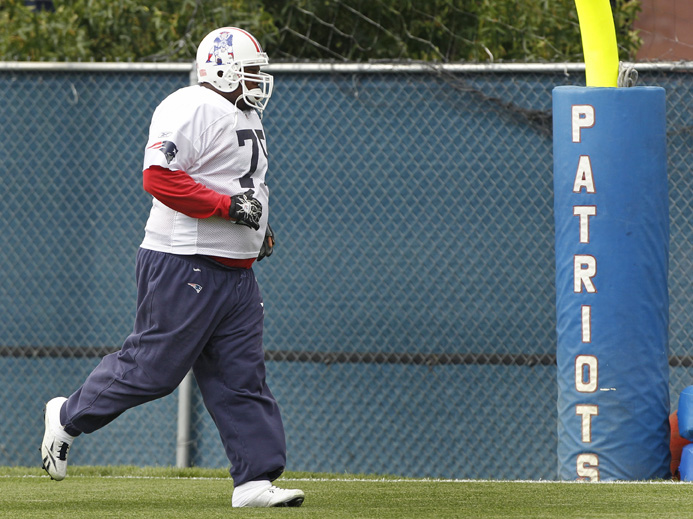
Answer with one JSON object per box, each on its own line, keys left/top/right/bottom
{"left": 230, "top": 93, "right": 261, "bottom": 123}
{"left": 236, "top": 87, "right": 266, "bottom": 118}
{"left": 244, "top": 88, "right": 263, "bottom": 103}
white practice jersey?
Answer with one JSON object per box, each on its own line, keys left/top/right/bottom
{"left": 140, "top": 85, "right": 269, "bottom": 258}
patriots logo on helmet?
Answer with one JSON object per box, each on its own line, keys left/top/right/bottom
{"left": 148, "top": 140, "right": 178, "bottom": 164}
{"left": 207, "top": 31, "right": 234, "bottom": 65}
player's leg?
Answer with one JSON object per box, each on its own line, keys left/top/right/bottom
{"left": 42, "top": 249, "right": 224, "bottom": 479}
{"left": 192, "top": 268, "right": 303, "bottom": 507}
{"left": 61, "top": 249, "right": 223, "bottom": 432}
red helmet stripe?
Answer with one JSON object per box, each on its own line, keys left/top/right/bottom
{"left": 234, "top": 27, "right": 261, "bottom": 52}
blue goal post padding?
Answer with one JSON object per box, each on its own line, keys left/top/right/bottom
{"left": 678, "top": 386, "right": 693, "bottom": 440}
{"left": 553, "top": 86, "right": 670, "bottom": 481}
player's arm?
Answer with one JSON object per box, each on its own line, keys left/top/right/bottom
{"left": 257, "top": 223, "right": 274, "bottom": 261}
{"left": 143, "top": 165, "right": 230, "bottom": 219}
{"left": 143, "top": 165, "right": 262, "bottom": 229}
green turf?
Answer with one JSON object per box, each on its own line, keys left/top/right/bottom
{"left": 1, "top": 466, "right": 692, "bottom": 518}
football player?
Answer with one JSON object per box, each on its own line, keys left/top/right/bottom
{"left": 40, "top": 27, "right": 303, "bottom": 508}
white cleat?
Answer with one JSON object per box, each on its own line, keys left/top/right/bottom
{"left": 233, "top": 485, "right": 305, "bottom": 508}
{"left": 40, "top": 397, "right": 75, "bottom": 481}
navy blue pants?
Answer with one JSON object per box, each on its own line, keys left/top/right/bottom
{"left": 61, "top": 248, "right": 287, "bottom": 485}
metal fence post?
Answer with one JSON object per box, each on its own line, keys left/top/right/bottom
{"left": 176, "top": 371, "right": 193, "bottom": 468}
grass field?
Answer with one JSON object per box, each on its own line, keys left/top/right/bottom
{"left": 1, "top": 466, "right": 692, "bottom": 519}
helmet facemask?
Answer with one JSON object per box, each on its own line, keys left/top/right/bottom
{"left": 228, "top": 60, "right": 273, "bottom": 113}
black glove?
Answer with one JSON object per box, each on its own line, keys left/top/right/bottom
{"left": 257, "top": 223, "right": 275, "bottom": 261}
{"left": 229, "top": 189, "right": 262, "bottom": 230}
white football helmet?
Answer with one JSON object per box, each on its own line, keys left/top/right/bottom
{"left": 196, "top": 27, "right": 273, "bottom": 113}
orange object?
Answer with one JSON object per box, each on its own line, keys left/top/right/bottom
{"left": 670, "top": 411, "right": 691, "bottom": 480}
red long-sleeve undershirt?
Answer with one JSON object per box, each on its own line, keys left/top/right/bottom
{"left": 142, "top": 165, "right": 255, "bottom": 268}
{"left": 142, "top": 165, "right": 231, "bottom": 220}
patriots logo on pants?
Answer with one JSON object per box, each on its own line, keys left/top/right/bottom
{"left": 148, "top": 140, "right": 178, "bottom": 164}
{"left": 187, "top": 283, "right": 203, "bottom": 294}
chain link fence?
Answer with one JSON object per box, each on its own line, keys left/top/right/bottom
{"left": 1, "top": 62, "right": 692, "bottom": 479}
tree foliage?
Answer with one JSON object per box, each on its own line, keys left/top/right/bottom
{"left": 0, "top": 0, "right": 275, "bottom": 61}
{"left": 0, "top": 0, "right": 641, "bottom": 62}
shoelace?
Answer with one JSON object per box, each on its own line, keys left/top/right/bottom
{"left": 57, "top": 442, "right": 70, "bottom": 461}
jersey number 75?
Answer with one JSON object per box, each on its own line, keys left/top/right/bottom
{"left": 237, "top": 129, "right": 267, "bottom": 188}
